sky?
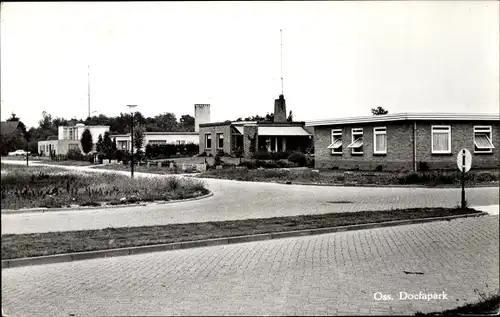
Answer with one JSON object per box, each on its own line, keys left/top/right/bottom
{"left": 1, "top": 1, "right": 499, "bottom": 128}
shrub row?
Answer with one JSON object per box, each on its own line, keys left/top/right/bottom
{"left": 145, "top": 143, "right": 198, "bottom": 160}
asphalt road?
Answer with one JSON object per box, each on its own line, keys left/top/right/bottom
{"left": 2, "top": 215, "right": 498, "bottom": 316}
{"left": 1, "top": 161, "right": 499, "bottom": 234}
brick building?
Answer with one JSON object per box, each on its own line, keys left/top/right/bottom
{"left": 306, "top": 113, "right": 499, "bottom": 171}
{"left": 198, "top": 95, "right": 312, "bottom": 157}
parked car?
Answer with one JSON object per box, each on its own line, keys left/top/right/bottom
{"left": 7, "top": 150, "right": 30, "bottom": 156}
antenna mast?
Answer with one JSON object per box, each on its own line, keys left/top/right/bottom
{"left": 87, "top": 65, "right": 91, "bottom": 118}
{"left": 280, "top": 29, "right": 284, "bottom": 96}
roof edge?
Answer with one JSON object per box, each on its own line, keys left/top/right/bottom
{"left": 305, "top": 113, "right": 500, "bottom": 127}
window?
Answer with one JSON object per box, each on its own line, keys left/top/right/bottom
{"left": 149, "top": 140, "right": 167, "bottom": 145}
{"left": 327, "top": 129, "right": 343, "bottom": 155}
{"left": 68, "top": 129, "right": 74, "bottom": 140}
{"left": 431, "top": 126, "right": 451, "bottom": 154}
{"left": 348, "top": 128, "right": 363, "bottom": 154}
{"left": 474, "top": 126, "right": 494, "bottom": 153}
{"left": 118, "top": 141, "right": 128, "bottom": 150}
{"left": 176, "top": 140, "right": 186, "bottom": 145}
{"left": 373, "top": 127, "right": 387, "bottom": 154}
{"left": 217, "top": 133, "right": 224, "bottom": 149}
{"left": 205, "top": 133, "right": 212, "bottom": 149}
{"left": 68, "top": 144, "right": 79, "bottom": 151}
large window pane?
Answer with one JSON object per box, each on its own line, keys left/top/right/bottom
{"left": 433, "top": 133, "right": 449, "bottom": 152}
{"left": 375, "top": 134, "right": 386, "bottom": 152}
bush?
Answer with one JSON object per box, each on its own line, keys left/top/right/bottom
{"left": 67, "top": 148, "right": 83, "bottom": 161}
{"left": 271, "top": 151, "right": 291, "bottom": 160}
{"left": 196, "top": 152, "right": 207, "bottom": 157}
{"left": 237, "top": 161, "right": 257, "bottom": 169}
{"left": 252, "top": 151, "right": 272, "bottom": 160}
{"left": 418, "top": 161, "right": 430, "bottom": 171}
{"left": 288, "top": 152, "right": 306, "bottom": 167}
{"left": 375, "top": 165, "right": 383, "bottom": 171}
{"left": 145, "top": 143, "right": 199, "bottom": 160}
{"left": 88, "top": 155, "right": 95, "bottom": 164}
{"left": 306, "top": 156, "right": 315, "bottom": 168}
{"left": 263, "top": 161, "right": 279, "bottom": 169}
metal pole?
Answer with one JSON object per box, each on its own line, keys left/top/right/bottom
{"left": 461, "top": 150, "right": 466, "bottom": 208}
{"left": 130, "top": 113, "right": 134, "bottom": 179}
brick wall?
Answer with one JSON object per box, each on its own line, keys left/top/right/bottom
{"left": 314, "top": 122, "right": 414, "bottom": 171}
{"left": 198, "top": 124, "right": 232, "bottom": 155}
{"left": 416, "top": 121, "right": 500, "bottom": 170}
{"left": 313, "top": 120, "right": 500, "bottom": 171}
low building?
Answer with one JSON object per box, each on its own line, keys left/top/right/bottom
{"left": 112, "top": 132, "right": 199, "bottom": 152}
{"left": 38, "top": 123, "right": 110, "bottom": 156}
{"left": 110, "top": 103, "right": 210, "bottom": 152}
{"left": 198, "top": 94, "right": 312, "bottom": 157}
{"left": 306, "top": 113, "right": 500, "bottom": 171}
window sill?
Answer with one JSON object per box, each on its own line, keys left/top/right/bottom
{"left": 351, "top": 152, "right": 364, "bottom": 156}
{"left": 331, "top": 152, "right": 342, "bottom": 155}
{"left": 431, "top": 152, "right": 452, "bottom": 155}
{"left": 474, "top": 151, "right": 493, "bottom": 154}
{"left": 373, "top": 152, "right": 387, "bottom": 156}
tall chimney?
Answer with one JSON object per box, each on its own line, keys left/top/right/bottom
{"left": 194, "top": 104, "right": 211, "bottom": 132}
{"left": 273, "top": 94, "right": 287, "bottom": 123}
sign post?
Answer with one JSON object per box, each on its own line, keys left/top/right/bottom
{"left": 456, "top": 148, "right": 472, "bottom": 208}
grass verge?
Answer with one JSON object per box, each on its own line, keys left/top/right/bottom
{"left": 198, "top": 168, "right": 499, "bottom": 187}
{"left": 92, "top": 163, "right": 198, "bottom": 174}
{"left": 1, "top": 207, "right": 480, "bottom": 259}
{"left": 1, "top": 163, "right": 209, "bottom": 210}
{"left": 415, "top": 292, "right": 499, "bottom": 316}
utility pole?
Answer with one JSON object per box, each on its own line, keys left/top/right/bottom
{"left": 87, "top": 65, "right": 91, "bottom": 119}
{"left": 280, "top": 29, "right": 284, "bottom": 96}
{"left": 127, "top": 105, "right": 137, "bottom": 178}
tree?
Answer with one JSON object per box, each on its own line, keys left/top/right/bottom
{"left": 371, "top": 106, "right": 389, "bottom": 115}
{"left": 178, "top": 114, "right": 195, "bottom": 132}
{"left": 287, "top": 110, "right": 293, "bottom": 122}
{"left": 7, "top": 113, "right": 20, "bottom": 122}
{"left": 133, "top": 125, "right": 145, "bottom": 153}
{"left": 96, "top": 134, "right": 104, "bottom": 154}
{"left": 154, "top": 113, "right": 178, "bottom": 132}
{"left": 103, "top": 132, "right": 114, "bottom": 162}
{"left": 80, "top": 129, "right": 93, "bottom": 155}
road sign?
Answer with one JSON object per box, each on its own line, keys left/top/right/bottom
{"left": 456, "top": 148, "right": 472, "bottom": 173}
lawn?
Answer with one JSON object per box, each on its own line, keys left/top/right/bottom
{"left": 1, "top": 207, "right": 480, "bottom": 259}
{"left": 198, "top": 168, "right": 500, "bottom": 187}
{"left": 0, "top": 163, "right": 209, "bottom": 210}
{"left": 93, "top": 162, "right": 199, "bottom": 174}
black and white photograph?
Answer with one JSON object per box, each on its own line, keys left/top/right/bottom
{"left": 1, "top": 1, "right": 499, "bottom": 316}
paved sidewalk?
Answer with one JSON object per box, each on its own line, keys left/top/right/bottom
{"left": 2, "top": 160, "right": 499, "bottom": 234}
{"left": 2, "top": 215, "right": 498, "bottom": 316}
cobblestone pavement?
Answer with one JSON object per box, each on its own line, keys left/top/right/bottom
{"left": 2, "top": 215, "right": 498, "bottom": 316}
{"left": 2, "top": 161, "right": 499, "bottom": 234}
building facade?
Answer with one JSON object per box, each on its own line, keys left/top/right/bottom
{"left": 307, "top": 113, "right": 500, "bottom": 171}
{"left": 38, "top": 124, "right": 110, "bottom": 156}
{"left": 113, "top": 132, "right": 199, "bottom": 152}
{"left": 198, "top": 95, "right": 312, "bottom": 157}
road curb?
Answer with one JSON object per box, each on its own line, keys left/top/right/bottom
{"left": 273, "top": 181, "right": 499, "bottom": 189}
{"left": 1, "top": 212, "right": 487, "bottom": 269}
{"left": 0, "top": 192, "right": 214, "bottom": 214}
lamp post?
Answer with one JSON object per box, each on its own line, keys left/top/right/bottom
{"left": 126, "top": 105, "right": 137, "bottom": 178}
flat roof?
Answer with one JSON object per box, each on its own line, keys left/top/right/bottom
{"left": 112, "top": 131, "right": 198, "bottom": 137}
{"left": 305, "top": 113, "right": 500, "bottom": 127}
{"left": 258, "top": 126, "right": 311, "bottom": 136}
